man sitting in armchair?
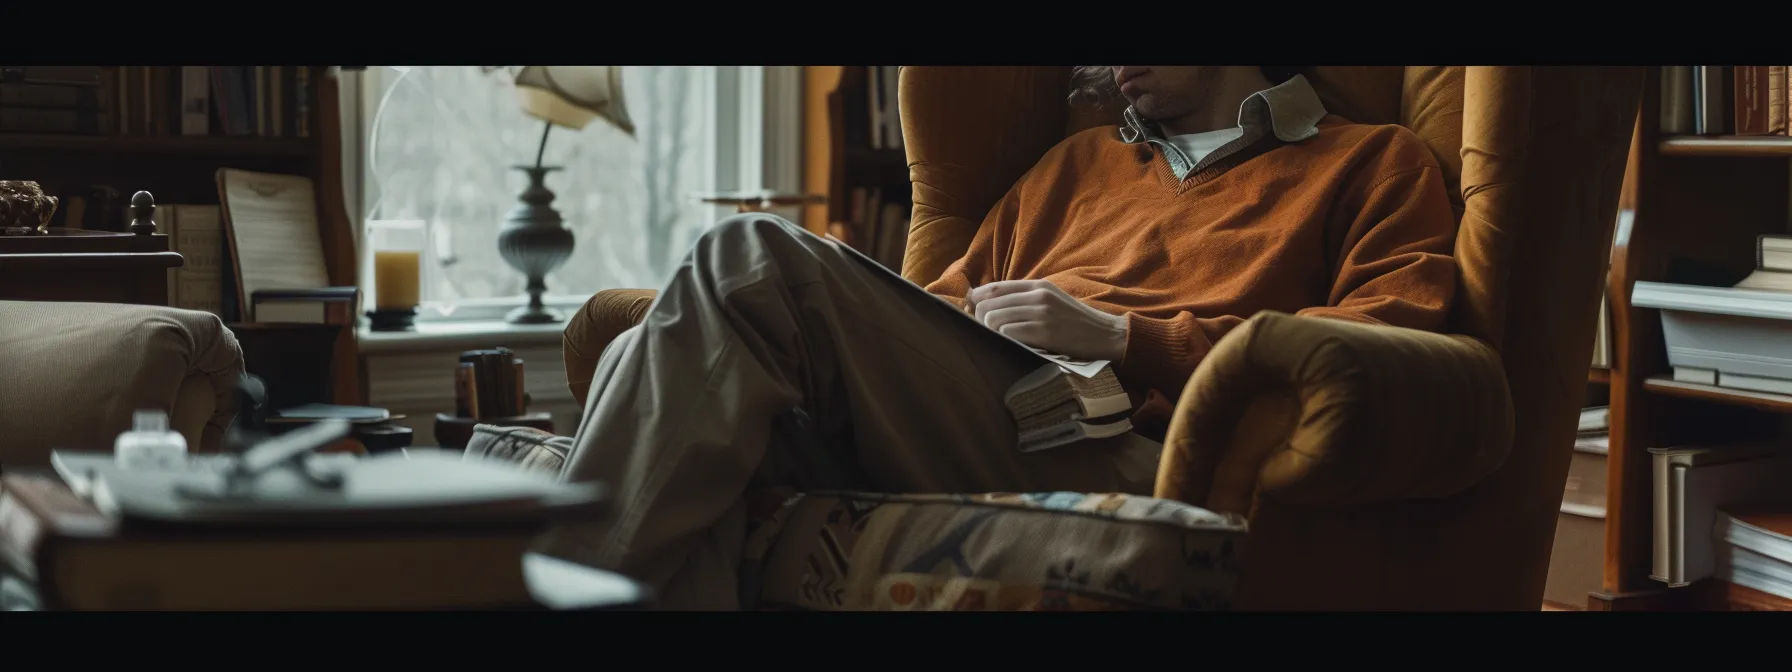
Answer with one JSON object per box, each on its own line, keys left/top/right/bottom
{"left": 543, "top": 65, "right": 1460, "bottom": 609}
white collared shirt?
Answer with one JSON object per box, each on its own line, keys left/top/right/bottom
{"left": 1120, "top": 74, "right": 1330, "bottom": 180}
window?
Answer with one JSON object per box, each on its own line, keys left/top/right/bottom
{"left": 353, "top": 66, "right": 801, "bottom": 321}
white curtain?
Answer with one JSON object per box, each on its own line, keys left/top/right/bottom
{"left": 362, "top": 66, "right": 716, "bottom": 311}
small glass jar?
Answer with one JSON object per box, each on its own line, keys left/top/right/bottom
{"left": 365, "top": 219, "right": 426, "bottom": 331}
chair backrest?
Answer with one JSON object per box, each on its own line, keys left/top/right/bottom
{"left": 896, "top": 66, "right": 1644, "bottom": 607}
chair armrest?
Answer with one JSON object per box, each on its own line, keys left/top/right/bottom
{"left": 563, "top": 289, "right": 658, "bottom": 406}
{"left": 1154, "top": 311, "right": 1512, "bottom": 515}
{"left": 0, "top": 301, "right": 242, "bottom": 464}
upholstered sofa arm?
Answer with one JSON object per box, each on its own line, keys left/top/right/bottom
{"left": 564, "top": 289, "right": 658, "bottom": 406}
{"left": 0, "top": 301, "right": 243, "bottom": 464}
{"left": 1154, "top": 311, "right": 1513, "bottom": 515}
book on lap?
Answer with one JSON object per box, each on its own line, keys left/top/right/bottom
{"left": 824, "top": 233, "right": 1137, "bottom": 450}
{"left": 1005, "top": 363, "right": 1134, "bottom": 452}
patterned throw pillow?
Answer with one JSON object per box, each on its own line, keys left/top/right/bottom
{"left": 463, "top": 424, "right": 574, "bottom": 474}
{"left": 739, "top": 491, "right": 1247, "bottom": 611}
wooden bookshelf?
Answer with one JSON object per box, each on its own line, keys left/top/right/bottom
{"left": 1589, "top": 68, "right": 1792, "bottom": 611}
{"left": 1658, "top": 136, "right": 1792, "bottom": 157}
{"left": 0, "top": 132, "right": 312, "bottom": 156}
{"left": 1643, "top": 376, "right": 1792, "bottom": 414}
{"left": 2, "top": 66, "right": 361, "bottom": 406}
{"left": 824, "top": 66, "right": 911, "bottom": 253}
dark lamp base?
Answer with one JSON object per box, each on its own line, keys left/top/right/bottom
{"left": 506, "top": 303, "right": 563, "bottom": 324}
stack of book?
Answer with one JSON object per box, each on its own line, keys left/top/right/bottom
{"left": 1004, "top": 362, "right": 1133, "bottom": 453}
{"left": 1576, "top": 406, "right": 1609, "bottom": 454}
{"left": 1713, "top": 508, "right": 1792, "bottom": 603}
{"left": 0, "top": 65, "right": 313, "bottom": 138}
{"left": 0, "top": 430, "right": 629, "bottom": 610}
{"left": 1647, "top": 443, "right": 1792, "bottom": 587}
{"left": 1543, "top": 406, "right": 1611, "bottom": 607}
{"left": 1632, "top": 235, "right": 1792, "bottom": 397}
{"left": 1661, "top": 66, "right": 1792, "bottom": 135}
{"left": 0, "top": 66, "right": 103, "bottom": 134}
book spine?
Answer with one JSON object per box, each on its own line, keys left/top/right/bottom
{"left": 1772, "top": 66, "right": 1788, "bottom": 135}
{"left": 162, "top": 204, "right": 181, "bottom": 307}
{"left": 295, "top": 66, "right": 311, "bottom": 138}
{"left": 1734, "top": 66, "right": 1769, "bottom": 135}
{"left": 1662, "top": 66, "right": 1694, "bottom": 134}
{"left": 860, "top": 65, "right": 874, "bottom": 148}
{"left": 1696, "top": 66, "right": 1732, "bottom": 134}
{"left": 270, "top": 66, "right": 284, "bottom": 139}
{"left": 1758, "top": 233, "right": 1792, "bottom": 271}
{"left": 140, "top": 66, "right": 154, "bottom": 136}
{"left": 173, "top": 205, "right": 224, "bottom": 316}
{"left": 254, "top": 65, "right": 267, "bottom": 137}
{"left": 180, "top": 66, "right": 209, "bottom": 136}
{"left": 99, "top": 67, "right": 117, "bottom": 134}
{"left": 456, "top": 362, "right": 479, "bottom": 418}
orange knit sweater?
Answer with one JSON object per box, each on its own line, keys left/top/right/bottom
{"left": 924, "top": 116, "right": 1459, "bottom": 437}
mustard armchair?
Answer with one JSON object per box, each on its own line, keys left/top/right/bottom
{"left": 562, "top": 66, "right": 1644, "bottom": 610}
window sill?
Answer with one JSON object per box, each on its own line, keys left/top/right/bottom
{"left": 357, "top": 319, "right": 567, "bottom": 355}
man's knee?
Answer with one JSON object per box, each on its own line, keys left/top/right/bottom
{"left": 700, "top": 213, "right": 809, "bottom": 252}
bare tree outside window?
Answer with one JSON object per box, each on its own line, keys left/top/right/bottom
{"left": 362, "top": 66, "right": 715, "bottom": 316}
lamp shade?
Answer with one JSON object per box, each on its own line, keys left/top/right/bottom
{"left": 510, "top": 66, "right": 634, "bottom": 135}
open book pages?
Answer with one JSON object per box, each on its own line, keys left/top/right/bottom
{"left": 216, "top": 168, "right": 330, "bottom": 317}
{"left": 824, "top": 233, "right": 1111, "bottom": 378}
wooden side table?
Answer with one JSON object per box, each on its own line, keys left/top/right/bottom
{"left": 695, "top": 191, "right": 825, "bottom": 214}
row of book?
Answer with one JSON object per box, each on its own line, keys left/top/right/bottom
{"left": 831, "top": 186, "right": 911, "bottom": 273}
{"left": 0, "top": 65, "right": 314, "bottom": 138}
{"left": 866, "top": 65, "right": 903, "bottom": 150}
{"left": 1660, "top": 65, "right": 1792, "bottom": 136}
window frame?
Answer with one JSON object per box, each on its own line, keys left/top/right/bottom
{"left": 344, "top": 65, "right": 804, "bottom": 323}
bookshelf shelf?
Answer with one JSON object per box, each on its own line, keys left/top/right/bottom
{"left": 0, "top": 132, "right": 313, "bottom": 157}
{"left": 1589, "top": 368, "right": 1611, "bottom": 385}
{"left": 1643, "top": 375, "right": 1792, "bottom": 414}
{"left": 1592, "top": 67, "right": 1792, "bottom": 611}
{"left": 1658, "top": 136, "right": 1792, "bottom": 157}
{"left": 2, "top": 65, "right": 362, "bottom": 407}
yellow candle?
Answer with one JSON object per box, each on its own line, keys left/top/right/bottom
{"left": 374, "top": 250, "right": 421, "bottom": 309}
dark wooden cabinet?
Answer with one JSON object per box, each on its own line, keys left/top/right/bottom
{"left": 0, "top": 229, "right": 180, "bottom": 305}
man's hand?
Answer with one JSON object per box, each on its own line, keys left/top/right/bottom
{"left": 968, "top": 279, "right": 1128, "bottom": 362}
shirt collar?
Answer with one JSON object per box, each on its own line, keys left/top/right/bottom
{"left": 1119, "top": 74, "right": 1327, "bottom": 146}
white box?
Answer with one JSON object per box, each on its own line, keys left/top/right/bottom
{"left": 1630, "top": 281, "right": 1792, "bottom": 381}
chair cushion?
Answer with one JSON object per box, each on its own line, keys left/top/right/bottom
{"left": 741, "top": 491, "right": 1247, "bottom": 611}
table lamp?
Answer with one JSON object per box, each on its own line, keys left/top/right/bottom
{"left": 498, "top": 65, "right": 636, "bottom": 324}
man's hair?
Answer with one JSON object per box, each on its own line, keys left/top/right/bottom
{"left": 1068, "top": 66, "right": 1312, "bottom": 108}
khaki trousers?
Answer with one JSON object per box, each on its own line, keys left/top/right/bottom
{"left": 542, "top": 215, "right": 1160, "bottom": 610}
